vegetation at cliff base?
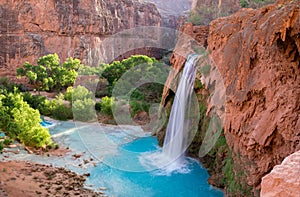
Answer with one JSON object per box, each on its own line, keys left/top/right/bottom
{"left": 240, "top": 0, "right": 275, "bottom": 8}
{"left": 0, "top": 89, "right": 52, "bottom": 148}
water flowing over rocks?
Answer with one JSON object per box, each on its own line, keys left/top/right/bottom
{"left": 159, "top": 0, "right": 300, "bottom": 195}
{"left": 260, "top": 150, "right": 300, "bottom": 197}
{"left": 0, "top": 0, "right": 161, "bottom": 78}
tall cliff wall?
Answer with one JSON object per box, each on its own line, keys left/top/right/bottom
{"left": 208, "top": 0, "right": 299, "bottom": 192}
{"left": 159, "top": 0, "right": 300, "bottom": 196}
{"left": 0, "top": 0, "right": 161, "bottom": 78}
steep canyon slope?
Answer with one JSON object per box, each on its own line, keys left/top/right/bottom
{"left": 159, "top": 0, "right": 299, "bottom": 196}
{"left": 0, "top": 0, "right": 161, "bottom": 78}
{"left": 208, "top": 0, "right": 299, "bottom": 192}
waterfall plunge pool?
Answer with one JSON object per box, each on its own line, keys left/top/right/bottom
{"left": 1, "top": 121, "right": 224, "bottom": 197}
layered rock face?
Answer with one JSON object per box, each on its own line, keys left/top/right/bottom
{"left": 0, "top": 0, "right": 161, "bottom": 78}
{"left": 260, "top": 150, "right": 300, "bottom": 197}
{"left": 160, "top": 0, "right": 299, "bottom": 195}
{"left": 208, "top": 0, "right": 300, "bottom": 193}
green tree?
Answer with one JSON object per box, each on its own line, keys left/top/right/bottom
{"left": 17, "top": 54, "right": 81, "bottom": 92}
{"left": 101, "top": 55, "right": 156, "bottom": 95}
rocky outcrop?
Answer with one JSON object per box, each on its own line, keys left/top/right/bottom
{"left": 208, "top": 0, "right": 300, "bottom": 192}
{"left": 0, "top": 0, "right": 161, "bottom": 78}
{"left": 160, "top": 23, "right": 209, "bottom": 108}
{"left": 159, "top": 0, "right": 299, "bottom": 196}
{"left": 260, "top": 150, "right": 300, "bottom": 197}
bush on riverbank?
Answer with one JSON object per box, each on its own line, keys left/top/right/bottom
{"left": 0, "top": 90, "right": 52, "bottom": 148}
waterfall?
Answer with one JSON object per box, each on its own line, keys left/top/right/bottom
{"left": 163, "top": 54, "right": 199, "bottom": 161}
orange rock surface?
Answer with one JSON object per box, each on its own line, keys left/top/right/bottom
{"left": 160, "top": 0, "right": 299, "bottom": 195}
{"left": 208, "top": 0, "right": 300, "bottom": 191}
{"left": 261, "top": 150, "right": 300, "bottom": 197}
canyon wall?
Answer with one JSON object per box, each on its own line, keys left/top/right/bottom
{"left": 208, "top": 0, "right": 299, "bottom": 192}
{"left": 160, "top": 0, "right": 300, "bottom": 195}
{"left": 0, "top": 0, "right": 161, "bottom": 78}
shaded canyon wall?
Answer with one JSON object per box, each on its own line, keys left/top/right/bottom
{"left": 0, "top": 0, "right": 162, "bottom": 78}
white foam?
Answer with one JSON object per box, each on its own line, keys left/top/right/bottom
{"left": 139, "top": 151, "right": 191, "bottom": 176}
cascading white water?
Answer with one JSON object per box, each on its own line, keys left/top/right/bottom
{"left": 162, "top": 54, "right": 199, "bottom": 161}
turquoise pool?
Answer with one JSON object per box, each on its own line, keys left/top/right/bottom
{"left": 1, "top": 122, "right": 224, "bottom": 197}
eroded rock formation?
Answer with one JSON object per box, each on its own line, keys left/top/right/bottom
{"left": 260, "top": 150, "right": 300, "bottom": 197}
{"left": 0, "top": 0, "right": 161, "bottom": 78}
{"left": 208, "top": 0, "right": 300, "bottom": 192}
{"left": 160, "top": 0, "right": 299, "bottom": 195}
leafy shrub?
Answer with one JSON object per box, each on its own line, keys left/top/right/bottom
{"left": 101, "top": 55, "right": 156, "bottom": 95}
{"left": 73, "top": 99, "right": 96, "bottom": 122}
{"left": 17, "top": 54, "right": 81, "bottom": 92}
{"left": 188, "top": 10, "right": 203, "bottom": 25}
{"left": 0, "top": 92, "right": 52, "bottom": 148}
{"left": 129, "top": 100, "right": 150, "bottom": 117}
{"left": 51, "top": 97, "right": 73, "bottom": 120}
{"left": 69, "top": 86, "right": 96, "bottom": 122}
{"left": 71, "top": 85, "right": 94, "bottom": 101}
{"left": 78, "top": 63, "right": 108, "bottom": 76}
{"left": 52, "top": 103, "right": 73, "bottom": 121}
{"left": 65, "top": 86, "right": 74, "bottom": 102}
{"left": 130, "top": 89, "right": 145, "bottom": 101}
{"left": 23, "top": 92, "right": 47, "bottom": 110}
{"left": 100, "top": 96, "right": 115, "bottom": 116}
{"left": 3, "top": 138, "right": 13, "bottom": 146}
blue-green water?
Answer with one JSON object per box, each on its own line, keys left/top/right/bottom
{"left": 1, "top": 121, "right": 223, "bottom": 197}
{"left": 85, "top": 135, "right": 224, "bottom": 197}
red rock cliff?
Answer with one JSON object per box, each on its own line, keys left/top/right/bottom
{"left": 160, "top": 0, "right": 299, "bottom": 195}
{"left": 0, "top": 0, "right": 161, "bottom": 78}
{"left": 208, "top": 0, "right": 300, "bottom": 191}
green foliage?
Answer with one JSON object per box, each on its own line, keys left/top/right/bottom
{"left": 51, "top": 95, "right": 73, "bottom": 121}
{"left": 240, "top": 0, "right": 275, "bottom": 8}
{"left": 17, "top": 54, "right": 81, "bottom": 92}
{"left": 78, "top": 63, "right": 108, "bottom": 76}
{"left": 187, "top": 10, "right": 203, "bottom": 25}
{"left": 100, "top": 96, "right": 115, "bottom": 116}
{"left": 23, "top": 92, "right": 47, "bottom": 111}
{"left": 129, "top": 100, "right": 150, "bottom": 117}
{"left": 3, "top": 138, "right": 13, "bottom": 146}
{"left": 71, "top": 85, "right": 94, "bottom": 101}
{"left": 73, "top": 99, "right": 96, "bottom": 122}
{"left": 71, "top": 86, "right": 96, "bottom": 122}
{"left": 101, "top": 55, "right": 156, "bottom": 95}
{"left": 0, "top": 141, "right": 3, "bottom": 153}
{"left": 52, "top": 103, "right": 73, "bottom": 121}
{"left": 95, "top": 102, "right": 101, "bottom": 111}
{"left": 0, "top": 77, "right": 24, "bottom": 93}
{"left": 194, "top": 80, "right": 205, "bottom": 90}
{"left": 0, "top": 92, "right": 52, "bottom": 148}
{"left": 65, "top": 86, "right": 74, "bottom": 102}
